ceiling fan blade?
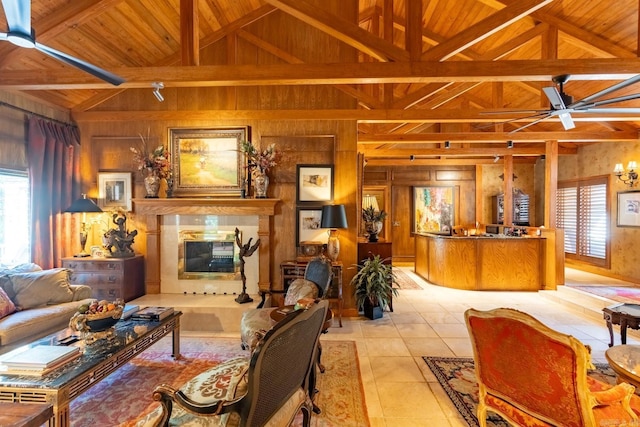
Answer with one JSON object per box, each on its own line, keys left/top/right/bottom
{"left": 508, "top": 113, "right": 553, "bottom": 133}
{"left": 557, "top": 111, "right": 575, "bottom": 130}
{"left": 542, "top": 86, "right": 566, "bottom": 109}
{"left": 569, "top": 107, "right": 640, "bottom": 114}
{"left": 569, "top": 74, "right": 640, "bottom": 109}
{"left": 480, "top": 109, "right": 549, "bottom": 115}
{"left": 1, "top": 0, "right": 31, "bottom": 35}
{"left": 475, "top": 111, "right": 550, "bottom": 130}
{"left": 0, "top": 33, "right": 7, "bottom": 41}
{"left": 35, "top": 42, "right": 124, "bottom": 86}
{"left": 573, "top": 93, "right": 640, "bottom": 110}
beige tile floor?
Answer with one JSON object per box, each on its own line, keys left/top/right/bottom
{"left": 136, "top": 266, "right": 639, "bottom": 427}
{"left": 321, "top": 265, "right": 639, "bottom": 427}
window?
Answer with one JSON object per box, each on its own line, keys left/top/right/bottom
{"left": 557, "top": 176, "right": 609, "bottom": 268}
{"left": 0, "top": 169, "right": 30, "bottom": 266}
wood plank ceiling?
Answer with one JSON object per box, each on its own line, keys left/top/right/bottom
{"left": 1, "top": 0, "right": 639, "bottom": 163}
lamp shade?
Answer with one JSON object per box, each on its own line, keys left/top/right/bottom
{"left": 321, "top": 204, "right": 348, "bottom": 229}
{"left": 362, "top": 194, "right": 380, "bottom": 212}
{"left": 65, "top": 194, "right": 103, "bottom": 213}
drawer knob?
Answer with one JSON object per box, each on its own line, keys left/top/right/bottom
{"left": 108, "top": 276, "right": 117, "bottom": 283}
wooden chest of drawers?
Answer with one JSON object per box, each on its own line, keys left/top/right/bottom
{"left": 61, "top": 255, "right": 145, "bottom": 302}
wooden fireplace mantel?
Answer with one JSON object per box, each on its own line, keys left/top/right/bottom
{"left": 133, "top": 198, "right": 280, "bottom": 298}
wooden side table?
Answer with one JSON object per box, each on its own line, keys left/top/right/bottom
{"left": 0, "top": 403, "right": 53, "bottom": 427}
{"left": 280, "top": 260, "right": 343, "bottom": 327}
{"left": 603, "top": 303, "right": 640, "bottom": 347}
{"left": 62, "top": 255, "right": 145, "bottom": 302}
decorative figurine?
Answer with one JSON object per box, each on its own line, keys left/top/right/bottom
{"left": 235, "top": 227, "right": 260, "bottom": 304}
{"left": 103, "top": 213, "right": 137, "bottom": 258}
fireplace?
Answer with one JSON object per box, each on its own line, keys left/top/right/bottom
{"left": 133, "top": 198, "right": 279, "bottom": 297}
{"left": 179, "top": 230, "right": 240, "bottom": 280}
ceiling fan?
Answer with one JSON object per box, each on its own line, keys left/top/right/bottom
{"left": 0, "top": 0, "right": 124, "bottom": 86}
{"left": 484, "top": 73, "right": 640, "bottom": 133}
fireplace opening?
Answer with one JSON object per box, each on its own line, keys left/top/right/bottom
{"left": 178, "top": 230, "right": 240, "bottom": 280}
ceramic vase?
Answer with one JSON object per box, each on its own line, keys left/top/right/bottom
{"left": 253, "top": 169, "right": 269, "bottom": 198}
{"left": 144, "top": 168, "right": 160, "bottom": 198}
{"left": 165, "top": 176, "right": 175, "bottom": 198}
{"left": 365, "top": 221, "right": 383, "bottom": 242}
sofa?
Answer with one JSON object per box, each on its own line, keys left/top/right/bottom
{"left": 0, "top": 263, "right": 94, "bottom": 352}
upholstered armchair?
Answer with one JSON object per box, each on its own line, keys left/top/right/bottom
{"left": 134, "top": 300, "right": 329, "bottom": 427}
{"left": 465, "top": 307, "right": 639, "bottom": 427}
{"left": 240, "top": 256, "right": 332, "bottom": 352}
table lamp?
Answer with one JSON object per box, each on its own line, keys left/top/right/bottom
{"left": 320, "top": 204, "right": 348, "bottom": 261}
{"left": 65, "top": 194, "right": 103, "bottom": 257}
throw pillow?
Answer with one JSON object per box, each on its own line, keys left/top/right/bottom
{"left": 0, "top": 263, "right": 42, "bottom": 300}
{"left": 7, "top": 268, "right": 74, "bottom": 310}
{"left": 284, "top": 278, "right": 319, "bottom": 306}
{"left": 0, "top": 286, "right": 16, "bottom": 319}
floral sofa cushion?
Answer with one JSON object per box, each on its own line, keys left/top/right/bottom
{"left": 0, "top": 287, "right": 16, "bottom": 320}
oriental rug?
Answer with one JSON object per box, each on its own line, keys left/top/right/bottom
{"left": 394, "top": 269, "right": 423, "bottom": 290}
{"left": 422, "top": 356, "right": 616, "bottom": 427}
{"left": 70, "top": 337, "right": 369, "bottom": 427}
{"left": 571, "top": 285, "right": 640, "bottom": 305}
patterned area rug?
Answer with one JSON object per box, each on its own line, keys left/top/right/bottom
{"left": 571, "top": 286, "right": 640, "bottom": 304}
{"left": 70, "top": 337, "right": 369, "bottom": 426}
{"left": 422, "top": 356, "right": 616, "bottom": 427}
{"left": 394, "top": 269, "right": 423, "bottom": 290}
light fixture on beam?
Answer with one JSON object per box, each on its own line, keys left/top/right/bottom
{"left": 506, "top": 140, "right": 514, "bottom": 149}
{"left": 410, "top": 155, "right": 415, "bottom": 161}
{"left": 152, "top": 82, "right": 164, "bottom": 102}
{"left": 444, "top": 141, "right": 450, "bottom": 149}
{"left": 614, "top": 161, "right": 638, "bottom": 187}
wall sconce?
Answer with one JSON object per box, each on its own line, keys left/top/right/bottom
{"left": 65, "top": 194, "right": 103, "bottom": 257}
{"left": 444, "top": 141, "right": 450, "bottom": 149}
{"left": 320, "top": 204, "right": 348, "bottom": 262}
{"left": 152, "top": 82, "right": 164, "bottom": 102}
{"left": 506, "top": 140, "right": 514, "bottom": 149}
{"left": 614, "top": 161, "right": 638, "bottom": 187}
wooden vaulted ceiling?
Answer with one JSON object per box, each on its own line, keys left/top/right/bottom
{"left": 1, "top": 0, "right": 640, "bottom": 163}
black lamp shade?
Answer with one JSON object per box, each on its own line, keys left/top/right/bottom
{"left": 65, "top": 194, "right": 103, "bottom": 213}
{"left": 321, "top": 204, "right": 348, "bottom": 229}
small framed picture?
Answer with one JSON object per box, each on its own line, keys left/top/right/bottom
{"left": 296, "top": 207, "right": 328, "bottom": 246}
{"left": 617, "top": 191, "right": 640, "bottom": 227}
{"left": 90, "top": 245, "right": 105, "bottom": 258}
{"left": 98, "top": 172, "right": 132, "bottom": 211}
{"left": 296, "top": 165, "right": 333, "bottom": 203}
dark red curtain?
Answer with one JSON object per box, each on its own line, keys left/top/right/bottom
{"left": 27, "top": 116, "right": 81, "bottom": 269}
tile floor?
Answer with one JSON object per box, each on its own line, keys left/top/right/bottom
{"left": 322, "top": 265, "right": 639, "bottom": 427}
{"left": 136, "top": 266, "right": 639, "bottom": 427}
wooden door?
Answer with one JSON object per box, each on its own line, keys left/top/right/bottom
{"left": 391, "top": 186, "right": 414, "bottom": 263}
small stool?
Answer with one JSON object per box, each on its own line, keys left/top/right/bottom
{"left": 603, "top": 303, "right": 640, "bottom": 347}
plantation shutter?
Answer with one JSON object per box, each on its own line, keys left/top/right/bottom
{"left": 557, "top": 176, "right": 609, "bottom": 267}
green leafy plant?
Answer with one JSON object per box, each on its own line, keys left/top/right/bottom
{"left": 362, "top": 205, "right": 387, "bottom": 222}
{"left": 351, "top": 255, "right": 398, "bottom": 313}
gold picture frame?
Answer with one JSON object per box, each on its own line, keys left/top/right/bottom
{"left": 169, "top": 127, "right": 249, "bottom": 197}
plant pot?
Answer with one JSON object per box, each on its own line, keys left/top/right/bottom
{"left": 363, "top": 298, "right": 383, "bottom": 320}
{"left": 365, "top": 221, "right": 383, "bottom": 242}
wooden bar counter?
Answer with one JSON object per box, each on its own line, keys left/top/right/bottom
{"left": 414, "top": 233, "right": 545, "bottom": 291}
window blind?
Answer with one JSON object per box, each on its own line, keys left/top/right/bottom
{"left": 557, "top": 176, "right": 609, "bottom": 267}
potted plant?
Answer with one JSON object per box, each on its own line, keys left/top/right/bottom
{"left": 362, "top": 206, "right": 387, "bottom": 242}
{"left": 351, "top": 255, "right": 398, "bottom": 320}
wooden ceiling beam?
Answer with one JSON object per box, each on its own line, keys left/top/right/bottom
{"left": 421, "top": 0, "right": 553, "bottom": 61}
{"left": 71, "top": 108, "right": 640, "bottom": 124}
{"left": 366, "top": 157, "right": 540, "bottom": 166}
{"left": 6, "top": 58, "right": 640, "bottom": 90}
{"left": 180, "top": 0, "right": 200, "bottom": 66}
{"left": 263, "top": 0, "right": 409, "bottom": 61}
{"left": 361, "top": 146, "right": 576, "bottom": 157}
{"left": 358, "top": 131, "right": 638, "bottom": 143}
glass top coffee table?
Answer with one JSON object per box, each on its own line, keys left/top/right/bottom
{"left": 0, "top": 310, "right": 181, "bottom": 427}
{"left": 605, "top": 344, "right": 640, "bottom": 389}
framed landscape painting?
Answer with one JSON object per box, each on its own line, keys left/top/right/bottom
{"left": 169, "top": 127, "right": 249, "bottom": 197}
{"left": 617, "top": 191, "right": 640, "bottom": 227}
{"left": 413, "top": 186, "right": 455, "bottom": 234}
